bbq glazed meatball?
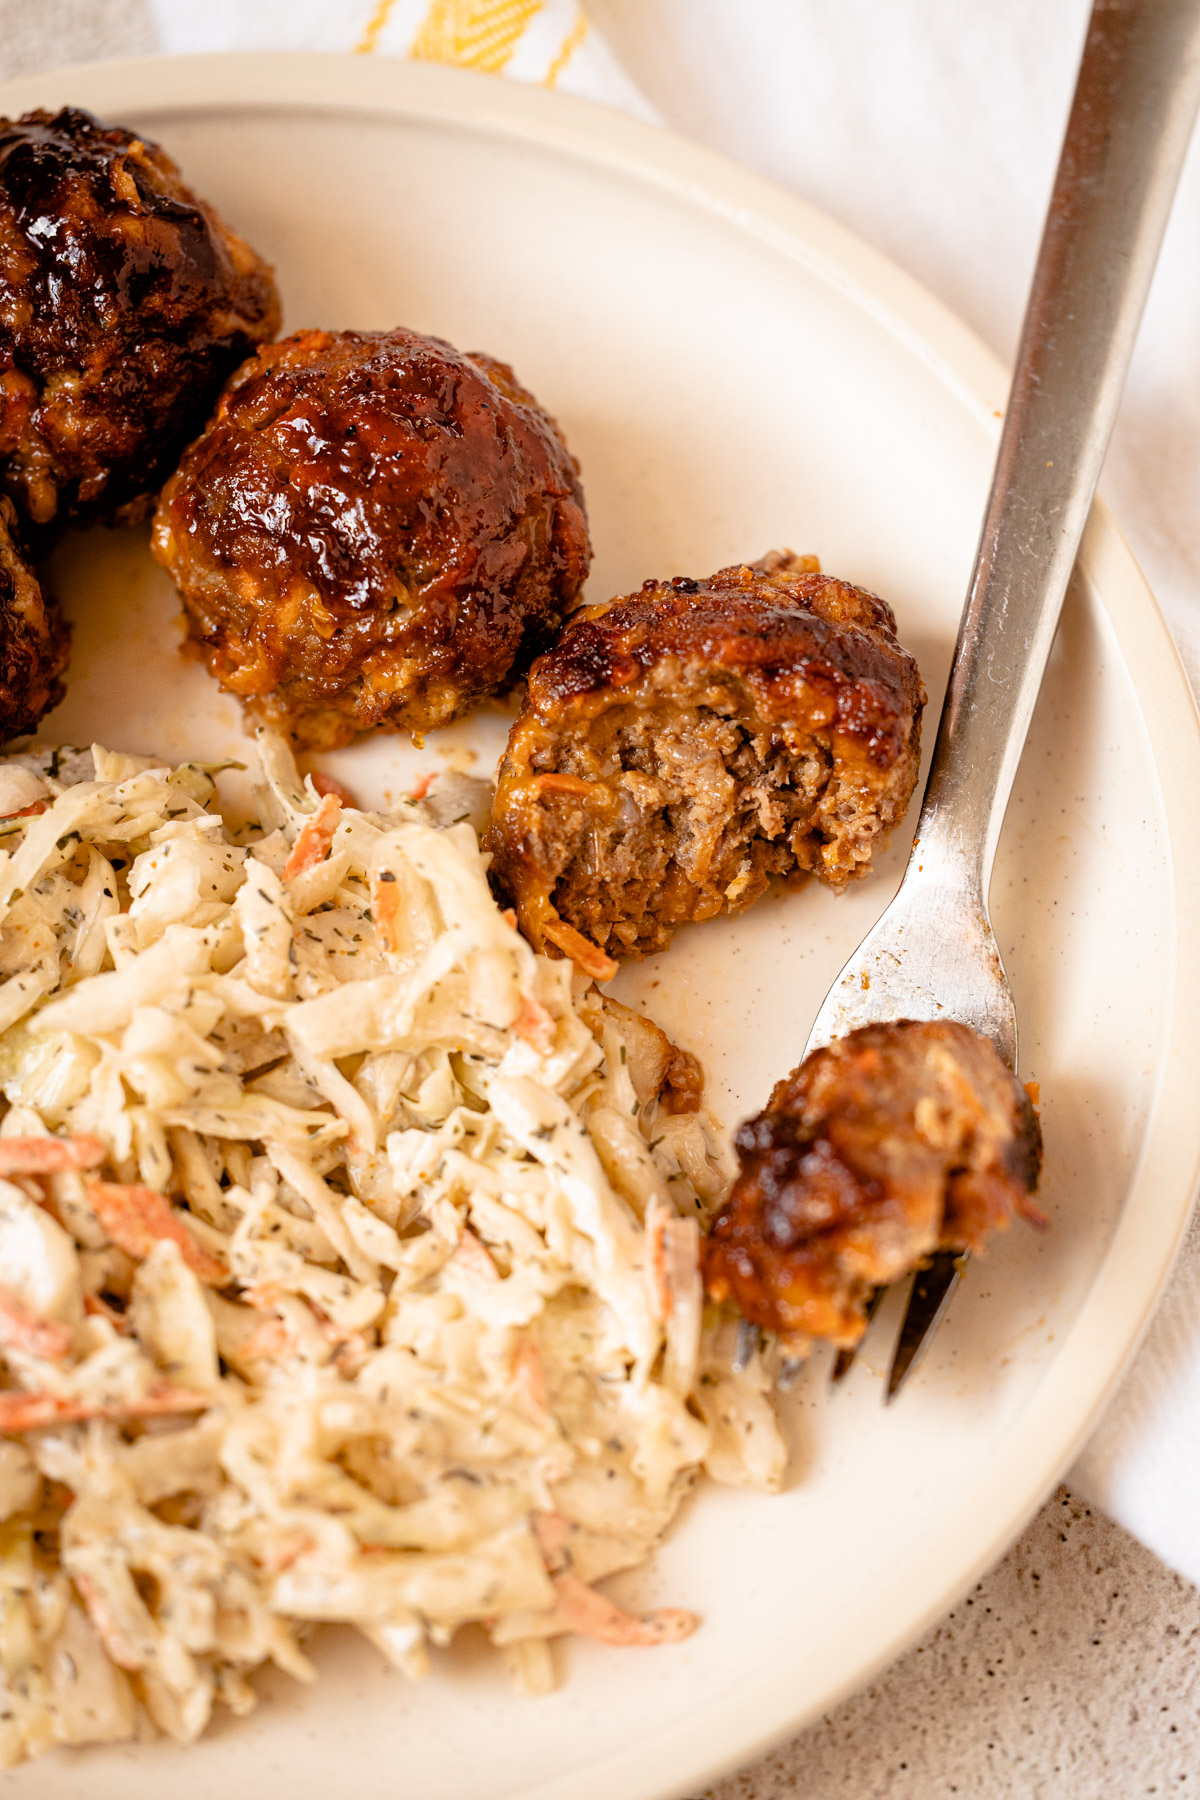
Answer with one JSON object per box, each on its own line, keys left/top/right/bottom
{"left": 484, "top": 552, "right": 926, "bottom": 971}
{"left": 152, "top": 328, "right": 591, "bottom": 749}
{"left": 703, "top": 1020, "right": 1044, "bottom": 1349}
{"left": 0, "top": 107, "right": 279, "bottom": 530}
{"left": 0, "top": 493, "right": 68, "bottom": 740}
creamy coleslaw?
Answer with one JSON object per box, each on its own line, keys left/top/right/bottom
{"left": 0, "top": 734, "right": 785, "bottom": 1764}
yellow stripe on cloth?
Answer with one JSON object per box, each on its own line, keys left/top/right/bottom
{"left": 543, "top": 6, "right": 587, "bottom": 86}
{"left": 409, "top": 0, "right": 544, "bottom": 74}
{"left": 356, "top": 0, "right": 398, "bottom": 54}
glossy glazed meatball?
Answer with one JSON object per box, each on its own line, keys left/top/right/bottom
{"left": 152, "top": 328, "right": 591, "bottom": 749}
{"left": 703, "top": 1020, "right": 1044, "bottom": 1349}
{"left": 0, "top": 108, "right": 279, "bottom": 530}
{"left": 0, "top": 494, "right": 68, "bottom": 740}
{"left": 484, "top": 552, "right": 926, "bottom": 973}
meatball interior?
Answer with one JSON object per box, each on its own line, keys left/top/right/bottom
{"left": 0, "top": 492, "right": 68, "bottom": 741}
{"left": 484, "top": 552, "right": 926, "bottom": 968}
{"left": 0, "top": 107, "right": 279, "bottom": 528}
{"left": 703, "top": 1019, "right": 1044, "bottom": 1348}
{"left": 153, "top": 328, "right": 591, "bottom": 748}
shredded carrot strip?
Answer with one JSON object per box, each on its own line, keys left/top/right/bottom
{"left": 0, "top": 1287, "right": 72, "bottom": 1359}
{"left": 542, "top": 918, "right": 618, "bottom": 982}
{"left": 0, "top": 1382, "right": 211, "bottom": 1434}
{"left": 255, "top": 1531, "right": 315, "bottom": 1573}
{"left": 531, "top": 1509, "right": 571, "bottom": 1567}
{"left": 451, "top": 1227, "right": 500, "bottom": 1282}
{"left": 530, "top": 1512, "right": 695, "bottom": 1644}
{"left": 549, "top": 1570, "right": 695, "bottom": 1647}
{"left": 371, "top": 870, "right": 403, "bottom": 954}
{"left": 0, "top": 1134, "right": 105, "bottom": 1176}
{"left": 533, "top": 772, "right": 593, "bottom": 798}
{"left": 512, "top": 995, "right": 555, "bottom": 1053}
{"left": 85, "top": 1180, "right": 228, "bottom": 1285}
{"left": 283, "top": 792, "right": 342, "bottom": 880}
{"left": 72, "top": 1572, "right": 144, "bottom": 1669}
{"left": 241, "top": 1316, "right": 297, "bottom": 1362}
{"left": 513, "top": 1336, "right": 549, "bottom": 1421}
{"left": 646, "top": 1209, "right": 699, "bottom": 1323}
{"left": 647, "top": 1207, "right": 674, "bottom": 1319}
{"left": 309, "top": 770, "right": 358, "bottom": 806}
{"left": 83, "top": 1292, "right": 132, "bottom": 1335}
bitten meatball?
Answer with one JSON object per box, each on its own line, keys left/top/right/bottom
{"left": 152, "top": 328, "right": 591, "bottom": 748}
{"left": 0, "top": 493, "right": 68, "bottom": 741}
{"left": 484, "top": 552, "right": 926, "bottom": 971}
{"left": 703, "top": 1020, "right": 1044, "bottom": 1349}
{"left": 0, "top": 107, "right": 279, "bottom": 529}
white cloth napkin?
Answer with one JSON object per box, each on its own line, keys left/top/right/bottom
{"left": 11, "top": 0, "right": 1200, "bottom": 1587}
{"left": 146, "top": 0, "right": 658, "bottom": 121}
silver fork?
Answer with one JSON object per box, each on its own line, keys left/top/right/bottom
{"left": 805, "top": 0, "right": 1200, "bottom": 1400}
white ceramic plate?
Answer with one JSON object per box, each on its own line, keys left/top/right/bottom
{"left": 3, "top": 53, "right": 1200, "bottom": 1800}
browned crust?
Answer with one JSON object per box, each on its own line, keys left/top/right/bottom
{"left": 152, "top": 327, "right": 592, "bottom": 748}
{"left": 0, "top": 107, "right": 280, "bottom": 528}
{"left": 703, "top": 1019, "right": 1044, "bottom": 1347}
{"left": 0, "top": 492, "right": 68, "bottom": 741}
{"left": 534, "top": 558, "right": 917, "bottom": 762}
{"left": 484, "top": 553, "right": 926, "bottom": 962}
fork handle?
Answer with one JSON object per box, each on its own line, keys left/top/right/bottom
{"left": 913, "top": 0, "right": 1200, "bottom": 891}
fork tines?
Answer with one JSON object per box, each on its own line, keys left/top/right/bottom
{"left": 829, "top": 1250, "right": 969, "bottom": 1399}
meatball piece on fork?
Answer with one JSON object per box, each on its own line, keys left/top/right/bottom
{"left": 703, "top": 1019, "right": 1045, "bottom": 1351}
{"left": 484, "top": 551, "right": 926, "bottom": 972}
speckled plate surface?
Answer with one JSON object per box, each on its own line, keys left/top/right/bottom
{"left": 2, "top": 53, "right": 1199, "bottom": 1800}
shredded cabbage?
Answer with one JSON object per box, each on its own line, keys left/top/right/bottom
{"left": 0, "top": 732, "right": 786, "bottom": 1764}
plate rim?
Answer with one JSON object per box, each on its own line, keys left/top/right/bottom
{"left": 2, "top": 51, "right": 1200, "bottom": 1800}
